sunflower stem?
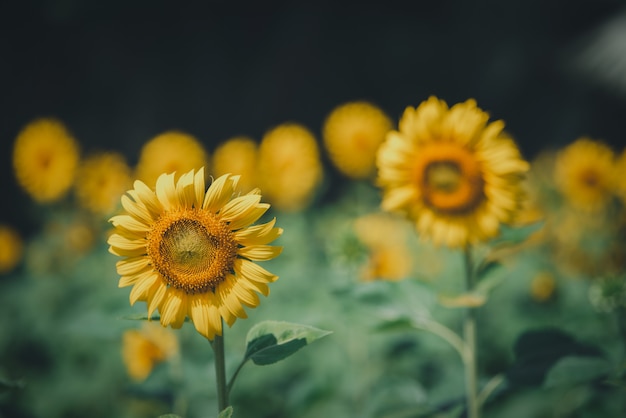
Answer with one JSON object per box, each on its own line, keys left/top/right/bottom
{"left": 463, "top": 245, "right": 480, "bottom": 418}
{"left": 211, "top": 324, "right": 229, "bottom": 413}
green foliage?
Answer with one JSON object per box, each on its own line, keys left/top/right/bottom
{"left": 244, "top": 321, "right": 332, "bottom": 366}
{"left": 217, "top": 406, "right": 233, "bottom": 418}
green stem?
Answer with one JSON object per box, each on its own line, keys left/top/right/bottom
{"left": 211, "top": 324, "right": 229, "bottom": 412}
{"left": 227, "top": 358, "right": 249, "bottom": 394}
{"left": 463, "top": 245, "right": 479, "bottom": 418}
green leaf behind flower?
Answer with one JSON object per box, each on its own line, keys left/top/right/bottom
{"left": 244, "top": 320, "right": 332, "bottom": 366}
{"left": 217, "top": 406, "right": 233, "bottom": 418}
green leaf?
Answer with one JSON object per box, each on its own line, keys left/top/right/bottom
{"left": 217, "top": 406, "right": 233, "bottom": 418}
{"left": 0, "top": 376, "right": 25, "bottom": 393}
{"left": 244, "top": 320, "right": 332, "bottom": 366}
{"left": 490, "top": 221, "right": 544, "bottom": 247}
{"left": 544, "top": 356, "right": 612, "bottom": 388}
{"left": 507, "top": 328, "right": 603, "bottom": 388}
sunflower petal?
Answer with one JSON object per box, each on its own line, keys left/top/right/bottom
{"left": 203, "top": 174, "right": 240, "bottom": 213}
{"left": 233, "top": 218, "right": 282, "bottom": 246}
{"left": 155, "top": 172, "right": 178, "bottom": 211}
{"left": 238, "top": 245, "right": 283, "bottom": 261}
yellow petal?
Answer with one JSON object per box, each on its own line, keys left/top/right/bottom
{"left": 234, "top": 258, "right": 278, "bottom": 283}
{"left": 203, "top": 174, "right": 239, "bottom": 213}
{"left": 193, "top": 167, "right": 206, "bottom": 208}
{"left": 155, "top": 172, "right": 178, "bottom": 211}
{"left": 129, "top": 273, "right": 159, "bottom": 305}
{"left": 237, "top": 245, "right": 283, "bottom": 261}
{"left": 159, "top": 289, "right": 186, "bottom": 328}
{"left": 233, "top": 218, "right": 282, "bottom": 246}
{"left": 227, "top": 204, "right": 270, "bottom": 231}
{"left": 116, "top": 256, "right": 151, "bottom": 276}
{"left": 109, "top": 215, "right": 150, "bottom": 233}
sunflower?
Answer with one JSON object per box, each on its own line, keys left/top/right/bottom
{"left": 376, "top": 96, "right": 529, "bottom": 248}
{"left": 323, "top": 101, "right": 392, "bottom": 179}
{"left": 75, "top": 152, "right": 132, "bottom": 216}
{"left": 353, "top": 212, "right": 413, "bottom": 281}
{"left": 0, "top": 224, "right": 23, "bottom": 274}
{"left": 122, "top": 322, "right": 179, "bottom": 382}
{"left": 257, "top": 123, "right": 323, "bottom": 212}
{"left": 108, "top": 168, "right": 283, "bottom": 340}
{"left": 135, "top": 131, "right": 209, "bottom": 188}
{"left": 13, "top": 118, "right": 80, "bottom": 203}
{"left": 212, "top": 136, "right": 258, "bottom": 193}
{"left": 554, "top": 137, "right": 616, "bottom": 212}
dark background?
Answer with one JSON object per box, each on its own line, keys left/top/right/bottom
{"left": 2, "top": 0, "right": 626, "bottom": 232}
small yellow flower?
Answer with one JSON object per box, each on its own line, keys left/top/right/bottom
{"left": 257, "top": 123, "right": 323, "bottom": 212}
{"left": 13, "top": 118, "right": 80, "bottom": 203}
{"left": 0, "top": 225, "right": 23, "bottom": 274}
{"left": 554, "top": 138, "right": 616, "bottom": 212}
{"left": 323, "top": 101, "right": 392, "bottom": 179}
{"left": 75, "top": 152, "right": 133, "bottom": 216}
{"left": 530, "top": 272, "right": 556, "bottom": 302}
{"left": 135, "top": 131, "right": 209, "bottom": 188}
{"left": 122, "top": 323, "right": 179, "bottom": 382}
{"left": 212, "top": 136, "right": 258, "bottom": 193}
{"left": 108, "top": 168, "right": 283, "bottom": 340}
{"left": 353, "top": 213, "right": 413, "bottom": 281}
{"left": 376, "top": 97, "right": 529, "bottom": 248}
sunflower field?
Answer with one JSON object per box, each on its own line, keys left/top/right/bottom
{"left": 2, "top": 2, "right": 626, "bottom": 418}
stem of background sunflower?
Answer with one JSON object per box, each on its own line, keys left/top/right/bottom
{"left": 210, "top": 321, "right": 229, "bottom": 413}
{"left": 463, "top": 245, "right": 479, "bottom": 418}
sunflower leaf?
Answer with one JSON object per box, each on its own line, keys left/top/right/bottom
{"left": 490, "top": 221, "right": 544, "bottom": 247}
{"left": 244, "top": 320, "right": 332, "bottom": 366}
{"left": 543, "top": 356, "right": 612, "bottom": 388}
{"left": 217, "top": 406, "right": 233, "bottom": 418}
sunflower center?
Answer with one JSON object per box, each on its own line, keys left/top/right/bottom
{"left": 415, "top": 143, "right": 485, "bottom": 214}
{"left": 147, "top": 209, "right": 238, "bottom": 294}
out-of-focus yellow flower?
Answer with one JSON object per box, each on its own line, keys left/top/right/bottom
{"left": 0, "top": 225, "right": 23, "bottom": 274}
{"left": 376, "top": 96, "right": 529, "bottom": 248}
{"left": 212, "top": 136, "right": 258, "bottom": 193}
{"left": 353, "top": 213, "right": 412, "bottom": 281}
{"left": 615, "top": 148, "right": 626, "bottom": 205}
{"left": 323, "top": 101, "right": 392, "bottom": 179}
{"left": 257, "top": 123, "right": 323, "bottom": 212}
{"left": 554, "top": 138, "right": 616, "bottom": 213}
{"left": 135, "top": 131, "right": 209, "bottom": 188}
{"left": 13, "top": 118, "right": 80, "bottom": 203}
{"left": 122, "top": 323, "right": 179, "bottom": 382}
{"left": 108, "top": 169, "right": 283, "bottom": 340}
{"left": 75, "top": 152, "right": 132, "bottom": 216}
{"left": 530, "top": 272, "right": 556, "bottom": 302}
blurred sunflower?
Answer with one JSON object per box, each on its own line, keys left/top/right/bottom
{"left": 554, "top": 138, "right": 616, "bottom": 212}
{"left": 0, "top": 224, "right": 23, "bottom": 274}
{"left": 212, "top": 136, "right": 258, "bottom": 193}
{"left": 12, "top": 118, "right": 80, "bottom": 203}
{"left": 323, "top": 101, "right": 392, "bottom": 179}
{"left": 530, "top": 272, "right": 556, "bottom": 302}
{"left": 108, "top": 168, "right": 283, "bottom": 340}
{"left": 353, "top": 213, "right": 413, "bottom": 281}
{"left": 376, "top": 96, "right": 529, "bottom": 248}
{"left": 258, "top": 123, "right": 323, "bottom": 212}
{"left": 75, "top": 152, "right": 132, "bottom": 216}
{"left": 135, "top": 131, "right": 209, "bottom": 188}
{"left": 122, "top": 322, "right": 179, "bottom": 382}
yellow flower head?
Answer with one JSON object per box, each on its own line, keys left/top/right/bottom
{"left": 13, "top": 118, "right": 80, "bottom": 203}
{"left": 258, "top": 123, "right": 323, "bottom": 212}
{"left": 323, "top": 101, "right": 392, "bottom": 179}
{"left": 212, "top": 136, "right": 258, "bottom": 193}
{"left": 530, "top": 272, "right": 556, "bottom": 302}
{"left": 0, "top": 225, "right": 23, "bottom": 274}
{"left": 75, "top": 152, "right": 133, "bottom": 216}
{"left": 376, "top": 96, "right": 529, "bottom": 248}
{"left": 353, "top": 213, "right": 413, "bottom": 281}
{"left": 108, "top": 168, "right": 283, "bottom": 340}
{"left": 554, "top": 138, "right": 617, "bottom": 212}
{"left": 135, "top": 131, "right": 209, "bottom": 188}
{"left": 122, "top": 322, "right": 179, "bottom": 382}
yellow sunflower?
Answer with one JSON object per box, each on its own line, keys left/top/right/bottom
{"left": 75, "top": 152, "right": 132, "bottom": 216}
{"left": 376, "top": 96, "right": 529, "bottom": 248}
{"left": 135, "top": 131, "right": 209, "bottom": 188}
{"left": 353, "top": 213, "right": 413, "bottom": 281}
{"left": 108, "top": 168, "right": 283, "bottom": 340}
{"left": 323, "top": 101, "right": 392, "bottom": 179}
{"left": 257, "top": 123, "right": 323, "bottom": 212}
{"left": 122, "top": 322, "right": 179, "bottom": 382}
{"left": 212, "top": 136, "right": 258, "bottom": 193}
{"left": 554, "top": 137, "right": 616, "bottom": 212}
{"left": 0, "top": 225, "right": 23, "bottom": 274}
{"left": 13, "top": 118, "right": 80, "bottom": 203}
